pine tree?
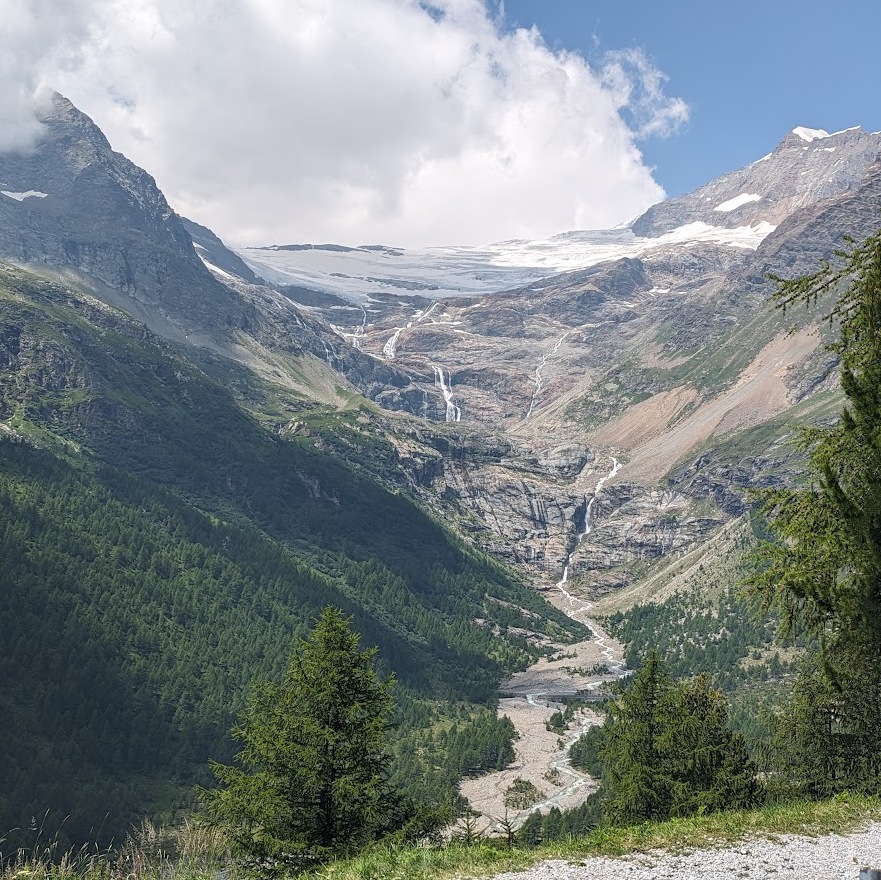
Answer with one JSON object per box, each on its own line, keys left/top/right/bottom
{"left": 661, "top": 674, "right": 759, "bottom": 816}
{"left": 748, "top": 228, "right": 881, "bottom": 793}
{"left": 600, "top": 654, "right": 759, "bottom": 825}
{"left": 601, "top": 650, "right": 673, "bottom": 823}
{"left": 204, "top": 607, "right": 403, "bottom": 874}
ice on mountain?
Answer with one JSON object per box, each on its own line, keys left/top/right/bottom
{"left": 792, "top": 126, "right": 830, "bottom": 142}
{"left": 714, "top": 193, "right": 762, "bottom": 212}
{"left": 1, "top": 190, "right": 49, "bottom": 201}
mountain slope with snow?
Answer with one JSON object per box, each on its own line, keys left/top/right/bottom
{"left": 235, "top": 126, "right": 879, "bottom": 305}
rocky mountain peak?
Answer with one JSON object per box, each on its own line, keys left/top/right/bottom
{"left": 0, "top": 91, "right": 246, "bottom": 338}
{"left": 630, "top": 125, "right": 881, "bottom": 238}
{"left": 35, "top": 91, "right": 114, "bottom": 163}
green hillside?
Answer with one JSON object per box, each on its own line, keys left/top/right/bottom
{"left": 0, "top": 264, "right": 584, "bottom": 849}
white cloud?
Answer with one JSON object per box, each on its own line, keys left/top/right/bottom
{"left": 0, "top": 0, "right": 93, "bottom": 150}
{"left": 7, "top": 0, "right": 688, "bottom": 246}
{"left": 601, "top": 48, "right": 690, "bottom": 139}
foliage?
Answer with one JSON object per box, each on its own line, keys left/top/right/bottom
{"left": 388, "top": 703, "right": 516, "bottom": 808}
{"left": 569, "top": 725, "right": 605, "bottom": 779}
{"left": 204, "top": 608, "right": 406, "bottom": 874}
{"left": 5, "top": 798, "right": 879, "bottom": 880}
{"left": 599, "top": 652, "right": 760, "bottom": 825}
{"left": 607, "top": 586, "right": 794, "bottom": 691}
{"left": 747, "top": 228, "right": 881, "bottom": 793}
{"left": 518, "top": 796, "right": 601, "bottom": 845}
{"left": 503, "top": 778, "right": 544, "bottom": 810}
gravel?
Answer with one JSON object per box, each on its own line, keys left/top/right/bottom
{"left": 491, "top": 823, "right": 881, "bottom": 880}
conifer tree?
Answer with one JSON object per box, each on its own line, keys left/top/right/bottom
{"left": 204, "top": 607, "right": 402, "bottom": 874}
{"left": 600, "top": 653, "right": 759, "bottom": 824}
{"left": 661, "top": 674, "right": 759, "bottom": 816}
{"left": 748, "top": 228, "right": 881, "bottom": 792}
{"left": 601, "top": 650, "right": 673, "bottom": 823}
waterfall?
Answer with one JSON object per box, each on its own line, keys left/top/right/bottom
{"left": 434, "top": 366, "right": 461, "bottom": 422}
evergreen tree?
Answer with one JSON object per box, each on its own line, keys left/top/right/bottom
{"left": 660, "top": 674, "right": 759, "bottom": 816}
{"left": 748, "top": 228, "right": 881, "bottom": 793}
{"left": 600, "top": 653, "right": 759, "bottom": 825}
{"left": 204, "top": 607, "right": 402, "bottom": 874}
{"left": 601, "top": 651, "right": 673, "bottom": 823}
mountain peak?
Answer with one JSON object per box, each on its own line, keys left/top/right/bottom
{"left": 0, "top": 92, "right": 247, "bottom": 338}
{"left": 630, "top": 125, "right": 880, "bottom": 238}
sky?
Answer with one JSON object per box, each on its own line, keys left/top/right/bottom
{"left": 2, "top": 0, "right": 880, "bottom": 248}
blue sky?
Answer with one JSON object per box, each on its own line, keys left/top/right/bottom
{"left": 5, "top": 0, "right": 880, "bottom": 246}
{"left": 502, "top": 0, "right": 881, "bottom": 198}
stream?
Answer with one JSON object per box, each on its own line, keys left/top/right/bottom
{"left": 460, "top": 458, "right": 629, "bottom": 829}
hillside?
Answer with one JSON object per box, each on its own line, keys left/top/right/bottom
{"left": 2, "top": 91, "right": 881, "bottom": 850}
{"left": 0, "top": 263, "right": 584, "bottom": 847}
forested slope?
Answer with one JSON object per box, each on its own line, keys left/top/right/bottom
{"left": 0, "top": 264, "right": 583, "bottom": 848}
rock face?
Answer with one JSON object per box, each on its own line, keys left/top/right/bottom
{"left": 0, "top": 93, "right": 247, "bottom": 337}
{"left": 286, "top": 136, "right": 881, "bottom": 592}
{"left": 631, "top": 126, "right": 881, "bottom": 237}
{"left": 0, "top": 92, "right": 422, "bottom": 410}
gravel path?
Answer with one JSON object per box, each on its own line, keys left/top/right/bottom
{"left": 491, "top": 823, "right": 881, "bottom": 880}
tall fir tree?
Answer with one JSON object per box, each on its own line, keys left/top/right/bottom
{"left": 601, "top": 650, "right": 674, "bottom": 823}
{"left": 204, "top": 607, "right": 404, "bottom": 874}
{"left": 600, "top": 653, "right": 759, "bottom": 824}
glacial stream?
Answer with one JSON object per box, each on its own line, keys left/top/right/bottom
{"left": 461, "top": 458, "right": 628, "bottom": 829}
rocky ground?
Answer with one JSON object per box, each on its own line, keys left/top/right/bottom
{"left": 460, "top": 585, "right": 626, "bottom": 831}
{"left": 490, "top": 822, "right": 881, "bottom": 880}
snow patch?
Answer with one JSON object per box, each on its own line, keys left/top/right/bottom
{"left": 714, "top": 193, "right": 761, "bottom": 212}
{"left": 654, "top": 221, "right": 775, "bottom": 250}
{"left": 792, "top": 126, "right": 830, "bottom": 142}
{"left": 1, "top": 190, "right": 48, "bottom": 201}
{"left": 198, "top": 256, "right": 235, "bottom": 280}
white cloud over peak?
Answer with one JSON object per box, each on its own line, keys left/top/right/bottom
{"left": 6, "top": 0, "right": 688, "bottom": 246}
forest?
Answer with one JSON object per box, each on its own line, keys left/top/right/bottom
{"left": 4, "top": 223, "right": 881, "bottom": 870}
{"left": 0, "top": 265, "right": 581, "bottom": 851}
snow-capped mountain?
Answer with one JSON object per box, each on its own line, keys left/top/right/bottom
{"left": 235, "top": 126, "right": 881, "bottom": 303}
{"left": 3, "top": 96, "right": 881, "bottom": 599}
{"left": 631, "top": 125, "right": 881, "bottom": 236}
{"left": 238, "top": 223, "right": 775, "bottom": 302}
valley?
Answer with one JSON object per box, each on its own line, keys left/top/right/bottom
{"left": 2, "top": 90, "right": 881, "bottom": 853}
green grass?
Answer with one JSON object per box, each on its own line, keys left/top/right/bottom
{"left": 2, "top": 798, "right": 878, "bottom": 880}
{"left": 305, "top": 795, "right": 881, "bottom": 880}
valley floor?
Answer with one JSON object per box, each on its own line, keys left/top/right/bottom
{"left": 460, "top": 587, "right": 626, "bottom": 828}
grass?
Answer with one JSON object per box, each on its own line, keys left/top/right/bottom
{"left": 0, "top": 820, "right": 227, "bottom": 880}
{"left": 304, "top": 795, "right": 881, "bottom": 880}
{"left": 2, "top": 797, "right": 878, "bottom": 880}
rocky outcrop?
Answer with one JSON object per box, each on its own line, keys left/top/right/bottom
{"left": 0, "top": 93, "right": 248, "bottom": 336}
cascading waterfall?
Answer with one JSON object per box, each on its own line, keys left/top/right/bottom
{"left": 434, "top": 366, "right": 461, "bottom": 422}
{"left": 524, "top": 332, "right": 569, "bottom": 420}
{"left": 382, "top": 301, "right": 439, "bottom": 359}
{"left": 556, "top": 456, "right": 621, "bottom": 591}
{"left": 554, "top": 456, "right": 627, "bottom": 679}
{"left": 382, "top": 327, "right": 403, "bottom": 358}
